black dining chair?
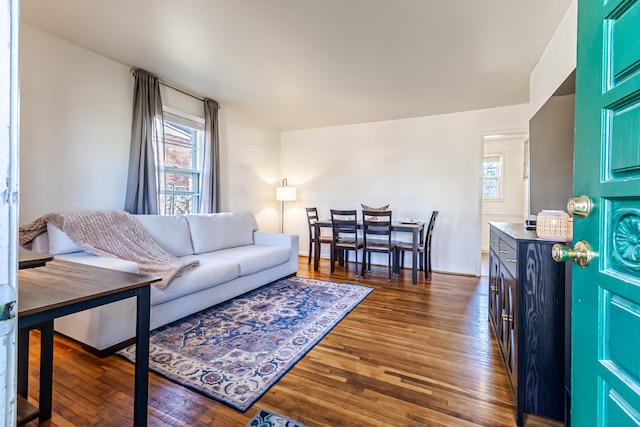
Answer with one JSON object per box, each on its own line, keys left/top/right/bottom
{"left": 396, "top": 210, "right": 439, "bottom": 279}
{"left": 305, "top": 207, "right": 333, "bottom": 265}
{"left": 330, "top": 209, "right": 363, "bottom": 277}
{"left": 362, "top": 209, "right": 396, "bottom": 281}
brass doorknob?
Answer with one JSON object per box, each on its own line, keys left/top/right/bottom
{"left": 552, "top": 241, "right": 595, "bottom": 268}
{"left": 567, "top": 195, "right": 592, "bottom": 217}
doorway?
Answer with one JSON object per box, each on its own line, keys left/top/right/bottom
{"left": 480, "top": 131, "right": 529, "bottom": 275}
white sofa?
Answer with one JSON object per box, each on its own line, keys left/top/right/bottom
{"left": 29, "top": 211, "right": 299, "bottom": 354}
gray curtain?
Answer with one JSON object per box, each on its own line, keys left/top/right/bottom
{"left": 200, "top": 98, "right": 220, "bottom": 213}
{"left": 124, "top": 69, "right": 165, "bottom": 214}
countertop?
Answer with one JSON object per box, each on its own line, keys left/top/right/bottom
{"left": 489, "top": 221, "right": 567, "bottom": 243}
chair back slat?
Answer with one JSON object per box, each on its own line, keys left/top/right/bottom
{"left": 362, "top": 209, "right": 392, "bottom": 244}
{"left": 306, "top": 207, "right": 319, "bottom": 224}
{"left": 361, "top": 209, "right": 394, "bottom": 280}
{"left": 330, "top": 209, "right": 358, "bottom": 240}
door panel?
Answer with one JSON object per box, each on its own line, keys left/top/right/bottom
{"left": 573, "top": 0, "right": 640, "bottom": 424}
{"left": 604, "top": 388, "right": 640, "bottom": 425}
{"left": 606, "top": 0, "right": 640, "bottom": 88}
{"left": 489, "top": 252, "right": 500, "bottom": 333}
{"left": 605, "top": 293, "right": 640, "bottom": 383}
{"left": 501, "top": 267, "right": 517, "bottom": 393}
{"left": 609, "top": 101, "right": 640, "bottom": 176}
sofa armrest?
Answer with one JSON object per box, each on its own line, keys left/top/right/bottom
{"left": 254, "top": 232, "right": 298, "bottom": 249}
{"left": 254, "top": 232, "right": 299, "bottom": 275}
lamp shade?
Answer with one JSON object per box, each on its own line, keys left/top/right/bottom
{"left": 276, "top": 185, "right": 296, "bottom": 202}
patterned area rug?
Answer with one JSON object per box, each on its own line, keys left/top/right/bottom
{"left": 118, "top": 276, "right": 372, "bottom": 411}
{"left": 245, "top": 408, "right": 306, "bottom": 427}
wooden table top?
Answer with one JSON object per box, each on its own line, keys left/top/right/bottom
{"left": 18, "top": 249, "right": 53, "bottom": 269}
{"left": 18, "top": 259, "right": 160, "bottom": 317}
{"left": 314, "top": 219, "right": 425, "bottom": 231}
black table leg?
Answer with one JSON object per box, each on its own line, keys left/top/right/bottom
{"left": 412, "top": 229, "right": 418, "bottom": 284}
{"left": 17, "top": 328, "right": 30, "bottom": 397}
{"left": 419, "top": 228, "right": 425, "bottom": 272}
{"left": 39, "top": 321, "right": 54, "bottom": 423}
{"left": 133, "top": 286, "right": 151, "bottom": 427}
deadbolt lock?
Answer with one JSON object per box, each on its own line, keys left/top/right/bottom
{"left": 567, "top": 195, "right": 592, "bottom": 217}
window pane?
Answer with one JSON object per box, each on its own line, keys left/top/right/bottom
{"left": 165, "top": 172, "right": 196, "bottom": 193}
{"left": 165, "top": 143, "right": 196, "bottom": 170}
{"left": 162, "top": 194, "right": 198, "bottom": 216}
{"left": 160, "top": 110, "right": 204, "bottom": 215}
{"left": 483, "top": 161, "right": 500, "bottom": 178}
{"left": 164, "top": 121, "right": 199, "bottom": 147}
{"left": 483, "top": 178, "right": 498, "bottom": 198}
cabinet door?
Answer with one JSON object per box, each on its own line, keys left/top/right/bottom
{"left": 501, "top": 266, "right": 518, "bottom": 393}
{"left": 488, "top": 252, "right": 501, "bottom": 334}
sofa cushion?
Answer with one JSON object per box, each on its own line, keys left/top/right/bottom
{"left": 55, "top": 252, "right": 140, "bottom": 273}
{"left": 211, "top": 245, "right": 291, "bottom": 276}
{"left": 186, "top": 211, "right": 258, "bottom": 254}
{"left": 151, "top": 254, "right": 240, "bottom": 305}
{"left": 47, "top": 223, "right": 84, "bottom": 255}
{"left": 134, "top": 214, "right": 194, "bottom": 257}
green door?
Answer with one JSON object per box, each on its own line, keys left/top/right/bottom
{"left": 573, "top": 0, "right": 640, "bottom": 424}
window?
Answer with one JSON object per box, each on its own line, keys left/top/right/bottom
{"left": 482, "top": 154, "right": 503, "bottom": 200}
{"left": 161, "top": 109, "right": 205, "bottom": 215}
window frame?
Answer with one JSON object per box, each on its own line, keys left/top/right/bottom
{"left": 160, "top": 107, "right": 205, "bottom": 215}
{"left": 482, "top": 153, "right": 504, "bottom": 201}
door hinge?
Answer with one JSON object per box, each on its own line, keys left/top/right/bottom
{"left": 1, "top": 177, "right": 18, "bottom": 205}
{"left": 0, "top": 284, "right": 17, "bottom": 336}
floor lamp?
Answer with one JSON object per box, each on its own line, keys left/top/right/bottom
{"left": 276, "top": 178, "right": 296, "bottom": 233}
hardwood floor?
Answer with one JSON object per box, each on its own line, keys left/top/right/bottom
{"left": 22, "top": 257, "right": 563, "bottom": 426}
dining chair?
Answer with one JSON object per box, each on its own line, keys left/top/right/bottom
{"left": 396, "top": 210, "right": 439, "bottom": 279}
{"left": 330, "top": 209, "right": 363, "bottom": 277}
{"left": 362, "top": 209, "right": 396, "bottom": 281}
{"left": 305, "top": 207, "right": 333, "bottom": 265}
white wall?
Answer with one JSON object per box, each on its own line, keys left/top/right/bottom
{"left": 281, "top": 104, "right": 530, "bottom": 276}
{"left": 480, "top": 137, "right": 527, "bottom": 252}
{"left": 19, "top": 25, "right": 281, "bottom": 232}
{"left": 530, "top": 0, "right": 577, "bottom": 117}
{"left": 218, "top": 108, "right": 281, "bottom": 232}
{"left": 19, "top": 25, "right": 132, "bottom": 224}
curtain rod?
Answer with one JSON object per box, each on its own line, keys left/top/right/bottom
{"left": 130, "top": 68, "right": 215, "bottom": 104}
{"left": 160, "top": 80, "right": 204, "bottom": 102}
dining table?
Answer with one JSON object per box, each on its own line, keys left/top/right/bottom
{"left": 313, "top": 219, "right": 425, "bottom": 284}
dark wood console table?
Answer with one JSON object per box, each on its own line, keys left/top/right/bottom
{"left": 17, "top": 259, "right": 159, "bottom": 426}
{"left": 488, "top": 222, "right": 566, "bottom": 426}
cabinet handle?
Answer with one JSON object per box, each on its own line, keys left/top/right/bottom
{"left": 490, "top": 285, "right": 498, "bottom": 291}
{"left": 493, "top": 242, "right": 500, "bottom": 247}
{"left": 499, "top": 250, "right": 508, "bottom": 254}
{"left": 501, "top": 313, "right": 513, "bottom": 322}
{"left": 506, "top": 258, "right": 517, "bottom": 263}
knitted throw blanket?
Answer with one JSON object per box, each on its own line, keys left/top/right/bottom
{"left": 19, "top": 210, "right": 199, "bottom": 290}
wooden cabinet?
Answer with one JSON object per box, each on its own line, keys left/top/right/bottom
{"left": 488, "top": 222, "right": 566, "bottom": 426}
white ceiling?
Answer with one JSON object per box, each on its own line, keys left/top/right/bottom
{"left": 20, "top": 0, "right": 574, "bottom": 131}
